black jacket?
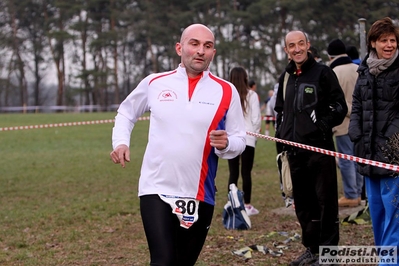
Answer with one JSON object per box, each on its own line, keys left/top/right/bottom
{"left": 275, "top": 53, "right": 347, "bottom": 151}
{"left": 348, "top": 53, "right": 399, "bottom": 177}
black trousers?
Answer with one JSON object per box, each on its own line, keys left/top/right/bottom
{"left": 228, "top": 145, "right": 255, "bottom": 204}
{"left": 288, "top": 149, "right": 339, "bottom": 253}
{"left": 140, "top": 195, "right": 214, "bottom": 266}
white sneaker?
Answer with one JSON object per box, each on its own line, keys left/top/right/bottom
{"left": 245, "top": 205, "right": 259, "bottom": 216}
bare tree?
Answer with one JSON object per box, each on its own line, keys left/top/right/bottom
{"left": 7, "top": 1, "right": 28, "bottom": 107}
{"left": 44, "top": 0, "right": 74, "bottom": 107}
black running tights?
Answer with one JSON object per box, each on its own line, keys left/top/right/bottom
{"left": 140, "top": 195, "right": 214, "bottom": 266}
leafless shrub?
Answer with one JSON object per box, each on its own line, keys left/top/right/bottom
{"left": 380, "top": 133, "right": 399, "bottom": 166}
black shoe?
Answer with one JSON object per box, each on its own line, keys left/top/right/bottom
{"left": 289, "top": 248, "right": 318, "bottom": 266}
{"left": 309, "top": 259, "right": 338, "bottom": 266}
{"left": 309, "top": 259, "right": 319, "bottom": 266}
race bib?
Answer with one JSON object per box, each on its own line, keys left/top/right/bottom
{"left": 159, "top": 194, "right": 199, "bottom": 229}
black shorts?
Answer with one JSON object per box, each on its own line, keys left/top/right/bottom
{"left": 265, "top": 116, "right": 276, "bottom": 125}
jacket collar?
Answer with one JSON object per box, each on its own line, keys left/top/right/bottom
{"left": 177, "top": 64, "right": 209, "bottom": 78}
{"left": 286, "top": 52, "right": 316, "bottom": 75}
{"left": 329, "top": 54, "right": 353, "bottom": 69}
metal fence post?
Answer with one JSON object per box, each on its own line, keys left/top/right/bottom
{"left": 358, "top": 18, "right": 367, "bottom": 60}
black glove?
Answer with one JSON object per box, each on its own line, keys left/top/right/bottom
{"left": 310, "top": 109, "right": 330, "bottom": 133}
{"left": 315, "top": 119, "right": 330, "bottom": 133}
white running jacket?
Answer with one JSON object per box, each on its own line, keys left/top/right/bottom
{"left": 112, "top": 66, "right": 246, "bottom": 205}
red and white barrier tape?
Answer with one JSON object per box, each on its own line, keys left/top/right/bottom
{"left": 0, "top": 119, "right": 114, "bottom": 131}
{"left": 1, "top": 116, "right": 397, "bottom": 172}
{"left": 262, "top": 116, "right": 276, "bottom": 121}
{"left": 0, "top": 116, "right": 150, "bottom": 131}
{"left": 247, "top": 131, "right": 399, "bottom": 172}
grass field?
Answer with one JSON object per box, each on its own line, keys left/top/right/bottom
{"left": 0, "top": 113, "right": 374, "bottom": 265}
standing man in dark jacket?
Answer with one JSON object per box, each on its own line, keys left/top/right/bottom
{"left": 275, "top": 31, "right": 347, "bottom": 266}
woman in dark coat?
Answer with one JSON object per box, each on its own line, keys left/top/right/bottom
{"left": 349, "top": 17, "right": 399, "bottom": 264}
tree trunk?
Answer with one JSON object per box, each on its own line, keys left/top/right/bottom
{"left": 44, "top": 5, "right": 65, "bottom": 107}
{"left": 110, "top": 0, "right": 119, "bottom": 105}
{"left": 9, "top": 2, "right": 27, "bottom": 107}
{"left": 81, "top": 15, "right": 91, "bottom": 106}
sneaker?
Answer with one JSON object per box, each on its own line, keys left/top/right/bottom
{"left": 338, "top": 196, "right": 360, "bottom": 207}
{"left": 289, "top": 248, "right": 318, "bottom": 266}
{"left": 245, "top": 205, "right": 259, "bottom": 216}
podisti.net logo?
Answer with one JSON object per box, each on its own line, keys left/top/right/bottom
{"left": 319, "top": 246, "right": 397, "bottom": 265}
